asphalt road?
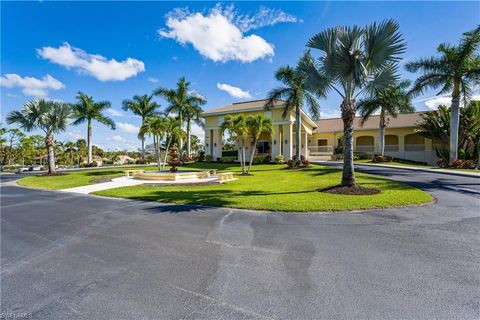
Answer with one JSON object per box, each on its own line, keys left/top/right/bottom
{"left": 1, "top": 166, "right": 479, "bottom": 320}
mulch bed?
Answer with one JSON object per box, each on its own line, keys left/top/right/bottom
{"left": 91, "top": 177, "right": 112, "bottom": 184}
{"left": 39, "top": 173, "right": 67, "bottom": 177}
{"left": 318, "top": 185, "right": 380, "bottom": 195}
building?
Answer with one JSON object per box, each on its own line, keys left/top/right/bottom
{"left": 202, "top": 99, "right": 438, "bottom": 165}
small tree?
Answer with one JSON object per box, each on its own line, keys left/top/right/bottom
{"left": 220, "top": 114, "right": 248, "bottom": 174}
{"left": 246, "top": 114, "right": 274, "bottom": 174}
{"left": 139, "top": 116, "right": 167, "bottom": 171}
{"left": 7, "top": 99, "right": 71, "bottom": 174}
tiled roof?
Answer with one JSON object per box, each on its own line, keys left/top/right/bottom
{"left": 202, "top": 99, "right": 284, "bottom": 116}
{"left": 313, "top": 111, "right": 427, "bottom": 133}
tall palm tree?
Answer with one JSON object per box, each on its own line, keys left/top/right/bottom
{"left": 163, "top": 117, "right": 185, "bottom": 171}
{"left": 122, "top": 94, "right": 160, "bottom": 159}
{"left": 139, "top": 116, "right": 167, "bottom": 170}
{"left": 183, "top": 104, "right": 204, "bottom": 158}
{"left": 357, "top": 80, "right": 414, "bottom": 156}
{"left": 6, "top": 99, "right": 71, "bottom": 173}
{"left": 304, "top": 19, "right": 406, "bottom": 186}
{"left": 72, "top": 92, "right": 116, "bottom": 164}
{"left": 220, "top": 114, "right": 249, "bottom": 174}
{"left": 406, "top": 26, "right": 480, "bottom": 163}
{"left": 154, "top": 77, "right": 206, "bottom": 160}
{"left": 246, "top": 114, "right": 274, "bottom": 174}
{"left": 265, "top": 52, "right": 323, "bottom": 165}
{"left": 64, "top": 141, "right": 76, "bottom": 166}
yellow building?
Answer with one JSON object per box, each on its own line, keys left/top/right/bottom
{"left": 202, "top": 99, "right": 438, "bottom": 165}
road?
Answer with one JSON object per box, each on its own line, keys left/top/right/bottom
{"left": 1, "top": 166, "right": 479, "bottom": 320}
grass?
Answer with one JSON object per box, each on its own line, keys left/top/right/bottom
{"left": 16, "top": 165, "right": 161, "bottom": 190}
{"left": 86, "top": 163, "right": 433, "bottom": 212}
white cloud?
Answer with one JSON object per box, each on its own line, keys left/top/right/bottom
{"left": 158, "top": 6, "right": 275, "bottom": 63}
{"left": 418, "top": 94, "right": 480, "bottom": 110}
{"left": 117, "top": 122, "right": 139, "bottom": 134}
{"left": 191, "top": 123, "right": 205, "bottom": 141}
{"left": 106, "top": 108, "right": 124, "bottom": 117}
{"left": 148, "top": 77, "right": 159, "bottom": 83}
{"left": 111, "top": 135, "right": 125, "bottom": 142}
{"left": 217, "top": 83, "right": 252, "bottom": 99}
{"left": 37, "top": 43, "right": 145, "bottom": 81}
{"left": 67, "top": 130, "right": 83, "bottom": 140}
{"left": 0, "top": 73, "right": 64, "bottom": 97}
{"left": 234, "top": 6, "right": 301, "bottom": 32}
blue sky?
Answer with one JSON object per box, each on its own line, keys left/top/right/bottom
{"left": 1, "top": 1, "right": 479, "bottom": 151}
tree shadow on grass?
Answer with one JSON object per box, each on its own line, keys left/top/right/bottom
{"left": 131, "top": 189, "right": 236, "bottom": 209}
{"left": 85, "top": 170, "right": 124, "bottom": 176}
{"left": 143, "top": 204, "right": 213, "bottom": 214}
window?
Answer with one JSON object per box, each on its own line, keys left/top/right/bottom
{"left": 256, "top": 141, "right": 271, "bottom": 154}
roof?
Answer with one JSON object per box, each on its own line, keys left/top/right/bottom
{"left": 202, "top": 99, "right": 284, "bottom": 116}
{"left": 313, "top": 111, "right": 427, "bottom": 133}
{"left": 202, "top": 99, "right": 318, "bottom": 128}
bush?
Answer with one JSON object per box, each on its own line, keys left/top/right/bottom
{"left": 205, "top": 155, "right": 213, "bottom": 162}
{"left": 450, "top": 159, "right": 464, "bottom": 168}
{"left": 79, "top": 161, "right": 98, "bottom": 168}
{"left": 135, "top": 159, "right": 148, "bottom": 164}
{"left": 460, "top": 160, "right": 476, "bottom": 169}
{"left": 251, "top": 155, "right": 270, "bottom": 165}
{"left": 372, "top": 154, "right": 393, "bottom": 163}
{"left": 222, "top": 150, "right": 238, "bottom": 157}
{"left": 332, "top": 153, "right": 344, "bottom": 161}
{"left": 437, "top": 158, "right": 448, "bottom": 168}
{"left": 275, "top": 154, "right": 285, "bottom": 164}
{"left": 219, "top": 156, "right": 236, "bottom": 163}
{"left": 354, "top": 152, "right": 371, "bottom": 160}
{"left": 287, "top": 155, "right": 310, "bottom": 168}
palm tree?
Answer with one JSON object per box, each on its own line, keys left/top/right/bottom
{"left": 220, "top": 114, "right": 249, "bottom": 174}
{"left": 266, "top": 53, "right": 323, "bottom": 165}
{"left": 72, "top": 92, "right": 116, "bottom": 164}
{"left": 122, "top": 94, "right": 160, "bottom": 159}
{"left": 6, "top": 99, "right": 71, "bottom": 173}
{"left": 246, "top": 114, "right": 274, "bottom": 174}
{"left": 183, "top": 104, "right": 205, "bottom": 158}
{"left": 139, "top": 116, "right": 167, "bottom": 170}
{"left": 304, "top": 19, "right": 406, "bottom": 186}
{"left": 406, "top": 26, "right": 480, "bottom": 163}
{"left": 154, "top": 77, "right": 206, "bottom": 160}
{"left": 75, "top": 139, "right": 87, "bottom": 165}
{"left": 163, "top": 117, "right": 185, "bottom": 171}
{"left": 64, "top": 141, "right": 76, "bottom": 166}
{"left": 357, "top": 80, "right": 414, "bottom": 156}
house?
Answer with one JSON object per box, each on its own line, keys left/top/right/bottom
{"left": 114, "top": 155, "right": 135, "bottom": 165}
{"left": 91, "top": 155, "right": 104, "bottom": 166}
{"left": 202, "top": 99, "right": 438, "bottom": 165}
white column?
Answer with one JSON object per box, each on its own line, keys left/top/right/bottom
{"left": 283, "top": 124, "right": 293, "bottom": 160}
{"left": 304, "top": 132, "right": 309, "bottom": 160}
{"left": 212, "top": 129, "right": 222, "bottom": 161}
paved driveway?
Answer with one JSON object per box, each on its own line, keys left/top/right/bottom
{"left": 1, "top": 167, "right": 479, "bottom": 320}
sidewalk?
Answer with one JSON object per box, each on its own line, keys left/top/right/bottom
{"left": 316, "top": 161, "right": 480, "bottom": 178}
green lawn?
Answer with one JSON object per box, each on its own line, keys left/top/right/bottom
{"left": 355, "top": 159, "right": 480, "bottom": 173}
{"left": 87, "top": 163, "right": 432, "bottom": 212}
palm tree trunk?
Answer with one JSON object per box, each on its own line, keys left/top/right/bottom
{"left": 87, "top": 119, "right": 92, "bottom": 164}
{"left": 295, "top": 106, "right": 301, "bottom": 164}
{"left": 154, "top": 135, "right": 161, "bottom": 171}
{"left": 341, "top": 100, "right": 356, "bottom": 187}
{"left": 449, "top": 91, "right": 460, "bottom": 164}
{"left": 178, "top": 115, "right": 183, "bottom": 161}
{"left": 247, "top": 138, "right": 257, "bottom": 174}
{"left": 186, "top": 120, "right": 191, "bottom": 158}
{"left": 163, "top": 141, "right": 171, "bottom": 171}
{"left": 141, "top": 118, "right": 145, "bottom": 160}
{"left": 45, "top": 133, "right": 56, "bottom": 174}
{"left": 379, "top": 125, "right": 386, "bottom": 156}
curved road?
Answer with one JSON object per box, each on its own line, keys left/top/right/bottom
{"left": 1, "top": 166, "right": 479, "bottom": 320}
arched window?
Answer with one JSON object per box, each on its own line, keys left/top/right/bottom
{"left": 404, "top": 134, "right": 425, "bottom": 151}
{"left": 356, "top": 136, "right": 374, "bottom": 153}
{"left": 385, "top": 135, "right": 399, "bottom": 151}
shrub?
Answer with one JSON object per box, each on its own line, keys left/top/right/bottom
{"left": 287, "top": 155, "right": 310, "bottom": 168}
{"left": 437, "top": 158, "right": 448, "bottom": 168}
{"left": 222, "top": 150, "right": 238, "bottom": 157}
{"left": 450, "top": 159, "right": 464, "bottom": 168}
{"left": 135, "top": 159, "right": 148, "bottom": 164}
{"left": 205, "top": 155, "right": 213, "bottom": 162}
{"left": 372, "top": 154, "right": 393, "bottom": 163}
{"left": 219, "top": 156, "right": 236, "bottom": 163}
{"left": 461, "top": 160, "right": 476, "bottom": 169}
{"left": 354, "top": 152, "right": 371, "bottom": 160}
{"left": 275, "top": 154, "right": 285, "bottom": 164}
{"left": 79, "top": 161, "right": 98, "bottom": 168}
{"left": 332, "top": 153, "right": 344, "bottom": 161}
{"left": 251, "top": 155, "right": 270, "bottom": 165}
